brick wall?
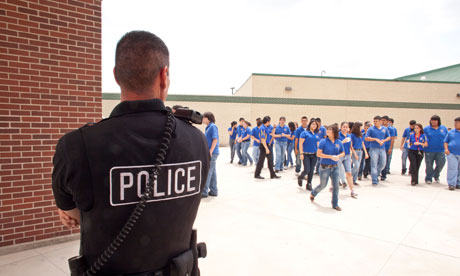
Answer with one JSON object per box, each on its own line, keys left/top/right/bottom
{"left": 0, "top": 0, "right": 102, "bottom": 247}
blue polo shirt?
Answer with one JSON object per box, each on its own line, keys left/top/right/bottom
{"left": 365, "top": 126, "right": 390, "bottom": 149}
{"left": 362, "top": 129, "right": 371, "bottom": 148}
{"left": 241, "top": 127, "right": 252, "bottom": 142}
{"left": 228, "top": 127, "right": 237, "bottom": 140}
{"left": 318, "top": 126, "right": 327, "bottom": 140}
{"left": 384, "top": 126, "right": 396, "bottom": 150}
{"left": 445, "top": 129, "right": 460, "bottom": 155}
{"left": 339, "top": 132, "right": 351, "bottom": 155}
{"left": 300, "top": 130, "right": 320, "bottom": 153}
{"left": 424, "top": 125, "right": 448, "bottom": 152}
{"left": 318, "top": 138, "right": 344, "bottom": 165}
{"left": 295, "top": 125, "right": 308, "bottom": 149}
{"left": 205, "top": 122, "right": 219, "bottom": 154}
{"left": 287, "top": 130, "right": 295, "bottom": 144}
{"left": 236, "top": 125, "right": 244, "bottom": 139}
{"left": 260, "top": 124, "right": 273, "bottom": 146}
{"left": 408, "top": 133, "right": 427, "bottom": 151}
{"left": 402, "top": 127, "right": 415, "bottom": 149}
{"left": 275, "top": 125, "right": 290, "bottom": 142}
{"left": 351, "top": 133, "right": 363, "bottom": 150}
{"left": 252, "top": 126, "right": 261, "bottom": 147}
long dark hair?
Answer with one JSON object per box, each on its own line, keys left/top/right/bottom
{"left": 288, "top": 122, "right": 296, "bottom": 132}
{"left": 231, "top": 121, "right": 237, "bottom": 127}
{"left": 430, "top": 115, "right": 441, "bottom": 127}
{"left": 415, "top": 123, "right": 424, "bottom": 134}
{"left": 308, "top": 120, "right": 318, "bottom": 133}
{"left": 351, "top": 122, "right": 363, "bottom": 137}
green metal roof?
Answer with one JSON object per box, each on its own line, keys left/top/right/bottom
{"left": 395, "top": 63, "right": 460, "bottom": 82}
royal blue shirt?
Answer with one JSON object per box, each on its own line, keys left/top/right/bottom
{"left": 350, "top": 133, "right": 363, "bottom": 150}
{"left": 318, "top": 126, "right": 327, "bottom": 140}
{"left": 339, "top": 132, "right": 351, "bottom": 155}
{"left": 362, "top": 129, "right": 371, "bottom": 148}
{"left": 228, "top": 127, "right": 237, "bottom": 140}
{"left": 241, "top": 127, "right": 251, "bottom": 142}
{"left": 295, "top": 125, "right": 308, "bottom": 149}
{"left": 236, "top": 125, "right": 244, "bottom": 139}
{"left": 287, "top": 130, "right": 295, "bottom": 144}
{"left": 260, "top": 124, "right": 273, "bottom": 146}
{"left": 445, "top": 129, "right": 460, "bottom": 155}
{"left": 300, "top": 130, "right": 320, "bottom": 153}
{"left": 275, "top": 125, "right": 290, "bottom": 142}
{"left": 384, "top": 126, "right": 396, "bottom": 150}
{"left": 318, "top": 138, "right": 344, "bottom": 165}
{"left": 252, "top": 126, "right": 261, "bottom": 147}
{"left": 402, "top": 127, "right": 415, "bottom": 149}
{"left": 408, "top": 133, "right": 427, "bottom": 151}
{"left": 205, "top": 122, "right": 219, "bottom": 154}
{"left": 424, "top": 125, "right": 448, "bottom": 152}
{"left": 365, "top": 126, "right": 390, "bottom": 149}
{"left": 267, "top": 124, "right": 275, "bottom": 145}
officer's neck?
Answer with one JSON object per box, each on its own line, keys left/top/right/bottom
{"left": 120, "top": 88, "right": 166, "bottom": 102}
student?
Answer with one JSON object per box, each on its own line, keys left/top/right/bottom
{"left": 298, "top": 120, "right": 320, "bottom": 191}
{"left": 273, "top": 116, "right": 290, "bottom": 172}
{"left": 424, "top": 115, "right": 448, "bottom": 184}
{"left": 380, "top": 116, "right": 395, "bottom": 181}
{"left": 239, "top": 120, "right": 253, "bottom": 166}
{"left": 234, "top": 118, "right": 245, "bottom": 164}
{"left": 314, "top": 118, "right": 327, "bottom": 174}
{"left": 310, "top": 125, "right": 345, "bottom": 211}
{"left": 359, "top": 121, "right": 372, "bottom": 179}
{"left": 338, "top": 122, "right": 358, "bottom": 198}
{"left": 407, "top": 123, "right": 428, "bottom": 185}
{"left": 294, "top": 116, "right": 309, "bottom": 174}
{"left": 350, "top": 122, "right": 368, "bottom": 185}
{"left": 365, "top": 116, "right": 391, "bottom": 186}
{"left": 286, "top": 122, "right": 296, "bottom": 168}
{"left": 202, "top": 112, "right": 219, "bottom": 197}
{"left": 444, "top": 117, "right": 460, "bottom": 190}
{"left": 254, "top": 116, "right": 281, "bottom": 179}
{"left": 228, "top": 121, "right": 237, "bottom": 163}
{"left": 400, "top": 120, "right": 416, "bottom": 175}
{"left": 251, "top": 118, "right": 262, "bottom": 164}
{"left": 387, "top": 118, "right": 397, "bottom": 174}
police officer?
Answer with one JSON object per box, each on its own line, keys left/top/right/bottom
{"left": 52, "top": 31, "right": 209, "bottom": 275}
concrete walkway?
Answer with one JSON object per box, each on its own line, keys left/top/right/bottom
{"left": 1, "top": 148, "right": 459, "bottom": 275}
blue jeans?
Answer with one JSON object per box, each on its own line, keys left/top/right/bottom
{"left": 369, "top": 148, "right": 387, "bottom": 184}
{"left": 229, "top": 138, "right": 236, "bottom": 162}
{"left": 338, "top": 154, "right": 352, "bottom": 183}
{"left": 285, "top": 143, "right": 294, "bottom": 166}
{"left": 235, "top": 142, "right": 242, "bottom": 163}
{"left": 385, "top": 150, "right": 393, "bottom": 174}
{"left": 446, "top": 153, "right": 460, "bottom": 188}
{"left": 241, "top": 141, "right": 253, "bottom": 165}
{"left": 252, "top": 145, "right": 260, "bottom": 165}
{"left": 295, "top": 151, "right": 302, "bottom": 173}
{"left": 300, "top": 153, "right": 317, "bottom": 184}
{"left": 275, "top": 141, "right": 287, "bottom": 170}
{"left": 425, "top": 152, "right": 446, "bottom": 182}
{"left": 381, "top": 150, "right": 390, "bottom": 179}
{"left": 203, "top": 153, "right": 219, "bottom": 196}
{"left": 402, "top": 147, "right": 409, "bottom": 172}
{"left": 312, "top": 165, "right": 340, "bottom": 208}
{"left": 352, "top": 150, "right": 363, "bottom": 183}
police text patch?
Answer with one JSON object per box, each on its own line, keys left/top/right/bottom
{"left": 110, "top": 160, "right": 202, "bottom": 206}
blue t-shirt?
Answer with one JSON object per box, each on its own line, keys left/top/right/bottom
{"left": 241, "top": 127, "right": 252, "bottom": 142}
{"left": 365, "top": 126, "right": 390, "bottom": 149}
{"left": 260, "top": 124, "right": 273, "bottom": 146}
{"left": 295, "top": 125, "right": 308, "bottom": 149}
{"left": 287, "top": 130, "right": 295, "bottom": 144}
{"left": 339, "top": 132, "right": 351, "bottom": 155}
{"left": 408, "top": 133, "right": 427, "bottom": 151}
{"left": 402, "top": 127, "right": 415, "bottom": 149}
{"left": 252, "top": 126, "right": 261, "bottom": 147}
{"left": 384, "top": 126, "right": 397, "bottom": 150}
{"left": 318, "top": 126, "right": 327, "bottom": 140}
{"left": 362, "top": 129, "right": 371, "bottom": 148}
{"left": 350, "top": 133, "right": 363, "bottom": 150}
{"left": 228, "top": 127, "right": 237, "bottom": 140}
{"left": 205, "top": 122, "right": 219, "bottom": 154}
{"left": 267, "top": 125, "right": 275, "bottom": 145}
{"left": 318, "top": 138, "right": 344, "bottom": 165}
{"left": 236, "top": 125, "right": 244, "bottom": 138}
{"left": 275, "top": 125, "right": 290, "bottom": 142}
{"left": 424, "top": 125, "right": 448, "bottom": 152}
{"left": 445, "top": 129, "right": 460, "bottom": 155}
{"left": 300, "top": 130, "right": 320, "bottom": 153}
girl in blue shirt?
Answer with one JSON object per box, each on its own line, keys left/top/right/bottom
{"left": 298, "top": 120, "right": 320, "bottom": 191}
{"left": 338, "top": 122, "right": 358, "bottom": 198}
{"left": 350, "top": 122, "right": 369, "bottom": 185}
{"left": 228, "top": 121, "right": 237, "bottom": 163}
{"left": 408, "top": 123, "right": 428, "bottom": 185}
{"left": 239, "top": 120, "right": 253, "bottom": 166}
{"left": 285, "top": 122, "right": 296, "bottom": 168}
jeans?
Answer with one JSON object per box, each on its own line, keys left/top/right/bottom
{"left": 401, "top": 147, "right": 409, "bottom": 173}
{"left": 408, "top": 149, "right": 424, "bottom": 184}
{"left": 446, "top": 153, "right": 460, "bottom": 188}
{"left": 381, "top": 150, "right": 390, "bottom": 179}
{"left": 385, "top": 150, "right": 393, "bottom": 174}
{"left": 229, "top": 138, "right": 236, "bottom": 162}
{"left": 275, "top": 141, "right": 287, "bottom": 171}
{"left": 203, "top": 153, "right": 219, "bottom": 196}
{"left": 338, "top": 154, "right": 352, "bottom": 184}
{"left": 295, "top": 151, "right": 302, "bottom": 173}
{"left": 241, "top": 141, "right": 253, "bottom": 165}
{"left": 369, "top": 148, "right": 387, "bottom": 184}
{"left": 424, "top": 152, "right": 446, "bottom": 182}
{"left": 235, "top": 142, "right": 242, "bottom": 163}
{"left": 285, "top": 143, "right": 294, "bottom": 167}
{"left": 312, "top": 165, "right": 340, "bottom": 208}
{"left": 254, "top": 145, "right": 276, "bottom": 178}
{"left": 299, "top": 153, "right": 317, "bottom": 184}
{"left": 252, "top": 145, "right": 260, "bottom": 165}
{"left": 352, "top": 150, "right": 363, "bottom": 183}
{"left": 315, "top": 159, "right": 321, "bottom": 173}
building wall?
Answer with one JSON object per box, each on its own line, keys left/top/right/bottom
{"left": 0, "top": 0, "right": 102, "bottom": 247}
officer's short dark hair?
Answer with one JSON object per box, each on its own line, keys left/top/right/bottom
{"left": 114, "top": 31, "right": 169, "bottom": 94}
{"left": 374, "top": 116, "right": 382, "bottom": 120}
{"left": 262, "top": 116, "right": 270, "bottom": 124}
{"left": 455, "top": 117, "right": 460, "bottom": 122}
{"left": 203, "top": 112, "right": 215, "bottom": 123}
{"left": 430, "top": 115, "right": 441, "bottom": 126}
{"left": 409, "top": 120, "right": 416, "bottom": 125}
{"left": 382, "top": 115, "right": 389, "bottom": 121}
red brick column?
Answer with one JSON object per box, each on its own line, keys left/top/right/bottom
{"left": 0, "top": 0, "right": 102, "bottom": 247}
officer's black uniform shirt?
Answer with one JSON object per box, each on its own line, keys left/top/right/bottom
{"left": 52, "top": 99, "right": 209, "bottom": 274}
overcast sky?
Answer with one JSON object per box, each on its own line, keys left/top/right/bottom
{"left": 101, "top": 0, "right": 460, "bottom": 95}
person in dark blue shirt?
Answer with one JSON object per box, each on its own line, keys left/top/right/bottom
{"left": 338, "top": 122, "right": 358, "bottom": 198}
{"left": 254, "top": 116, "right": 280, "bottom": 179}
{"left": 314, "top": 118, "right": 327, "bottom": 174}
{"left": 310, "top": 124, "right": 344, "bottom": 211}
{"left": 407, "top": 123, "right": 428, "bottom": 185}
{"left": 286, "top": 122, "right": 296, "bottom": 168}
{"left": 234, "top": 118, "right": 245, "bottom": 164}
{"left": 273, "top": 117, "right": 290, "bottom": 172}
{"left": 350, "top": 122, "right": 368, "bottom": 186}
{"left": 251, "top": 118, "right": 262, "bottom": 164}
{"left": 294, "top": 116, "right": 309, "bottom": 174}
{"left": 424, "top": 115, "right": 448, "bottom": 184}
{"left": 298, "top": 120, "right": 320, "bottom": 191}
{"left": 444, "top": 117, "right": 460, "bottom": 190}
{"left": 203, "top": 112, "right": 219, "bottom": 197}
{"left": 228, "top": 121, "right": 237, "bottom": 163}
{"left": 365, "top": 116, "right": 391, "bottom": 185}
{"left": 381, "top": 116, "right": 396, "bottom": 180}
{"left": 358, "top": 121, "right": 372, "bottom": 179}
{"left": 239, "top": 120, "right": 253, "bottom": 166}
{"left": 400, "top": 120, "right": 416, "bottom": 175}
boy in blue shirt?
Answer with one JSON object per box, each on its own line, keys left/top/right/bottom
{"left": 228, "top": 121, "right": 237, "bottom": 163}
{"left": 314, "top": 118, "right": 327, "bottom": 174}
{"left": 424, "top": 115, "right": 448, "bottom": 184}
{"left": 273, "top": 116, "right": 290, "bottom": 172}
{"left": 234, "top": 118, "right": 245, "bottom": 165}
{"left": 251, "top": 118, "right": 262, "bottom": 164}
{"left": 381, "top": 116, "right": 395, "bottom": 180}
{"left": 365, "top": 116, "right": 391, "bottom": 185}
{"left": 202, "top": 112, "right": 219, "bottom": 197}
{"left": 400, "top": 120, "right": 416, "bottom": 175}
{"left": 444, "top": 117, "right": 460, "bottom": 190}
{"left": 254, "top": 116, "right": 280, "bottom": 180}
{"left": 294, "top": 116, "right": 309, "bottom": 174}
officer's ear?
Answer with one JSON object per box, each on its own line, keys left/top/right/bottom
{"left": 113, "top": 67, "right": 120, "bottom": 85}
{"left": 159, "top": 66, "right": 169, "bottom": 101}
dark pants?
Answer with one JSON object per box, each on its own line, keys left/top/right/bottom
{"left": 255, "top": 144, "right": 276, "bottom": 178}
{"left": 408, "top": 149, "right": 424, "bottom": 184}
{"left": 362, "top": 148, "right": 371, "bottom": 177}
{"left": 229, "top": 138, "right": 235, "bottom": 162}
{"left": 299, "top": 153, "right": 317, "bottom": 184}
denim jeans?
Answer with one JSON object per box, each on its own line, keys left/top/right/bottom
{"left": 203, "top": 153, "right": 219, "bottom": 196}
{"left": 424, "top": 152, "right": 446, "bottom": 182}
{"left": 401, "top": 147, "right": 409, "bottom": 173}
{"left": 446, "top": 153, "right": 460, "bottom": 188}
{"left": 285, "top": 143, "right": 294, "bottom": 167}
{"left": 338, "top": 154, "right": 352, "bottom": 184}
{"left": 385, "top": 150, "right": 393, "bottom": 174}
{"left": 295, "top": 151, "right": 302, "bottom": 173}
{"left": 235, "top": 142, "right": 242, "bottom": 163}
{"left": 229, "top": 138, "right": 236, "bottom": 162}
{"left": 241, "top": 141, "right": 253, "bottom": 165}
{"left": 275, "top": 141, "right": 287, "bottom": 171}
{"left": 300, "top": 153, "right": 317, "bottom": 184}
{"left": 381, "top": 150, "right": 390, "bottom": 179}
{"left": 312, "top": 165, "right": 340, "bottom": 208}
{"left": 252, "top": 145, "right": 260, "bottom": 165}
{"left": 352, "top": 150, "right": 363, "bottom": 183}
{"left": 369, "top": 148, "right": 386, "bottom": 184}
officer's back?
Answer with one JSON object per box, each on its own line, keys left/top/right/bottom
{"left": 52, "top": 31, "right": 209, "bottom": 275}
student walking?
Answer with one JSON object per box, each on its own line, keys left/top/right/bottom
{"left": 202, "top": 112, "right": 219, "bottom": 197}
{"left": 286, "top": 122, "right": 296, "bottom": 167}
{"left": 400, "top": 120, "right": 416, "bottom": 175}
{"left": 444, "top": 117, "right": 460, "bottom": 190}
{"left": 298, "top": 120, "right": 320, "bottom": 191}
{"left": 338, "top": 122, "right": 358, "bottom": 198}
{"left": 407, "top": 123, "right": 428, "bottom": 185}
{"left": 424, "top": 115, "right": 448, "bottom": 183}
{"left": 314, "top": 118, "right": 327, "bottom": 174}
{"left": 274, "top": 117, "right": 290, "bottom": 172}
{"left": 350, "top": 122, "right": 368, "bottom": 185}
{"left": 251, "top": 118, "right": 262, "bottom": 164}
{"left": 234, "top": 118, "right": 245, "bottom": 164}
{"left": 240, "top": 120, "right": 253, "bottom": 166}
{"left": 294, "top": 116, "right": 309, "bottom": 174}
{"left": 228, "top": 121, "right": 237, "bottom": 163}
{"left": 365, "top": 116, "right": 391, "bottom": 186}
{"left": 359, "top": 121, "right": 372, "bottom": 179}
{"left": 254, "top": 116, "right": 281, "bottom": 179}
